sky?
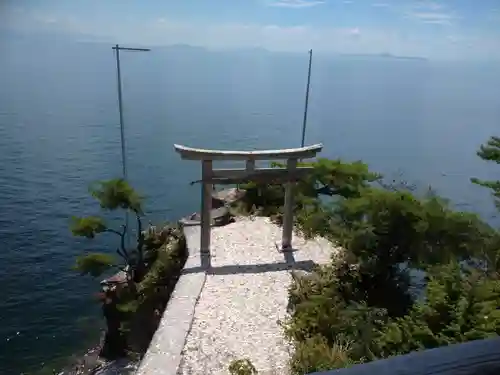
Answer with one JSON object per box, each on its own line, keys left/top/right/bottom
{"left": 1, "top": 0, "right": 500, "bottom": 60}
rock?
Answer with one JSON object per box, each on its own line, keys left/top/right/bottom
{"left": 290, "top": 269, "right": 312, "bottom": 280}
{"left": 100, "top": 270, "right": 128, "bottom": 287}
{"left": 93, "top": 359, "right": 138, "bottom": 375}
{"left": 212, "top": 188, "right": 246, "bottom": 207}
{"left": 100, "top": 293, "right": 127, "bottom": 360}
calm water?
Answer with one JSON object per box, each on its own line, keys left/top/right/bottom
{"left": 1, "top": 37, "right": 500, "bottom": 374}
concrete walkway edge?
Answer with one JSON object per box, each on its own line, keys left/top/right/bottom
{"left": 136, "top": 226, "right": 205, "bottom": 375}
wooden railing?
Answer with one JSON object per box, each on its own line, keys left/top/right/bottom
{"left": 308, "top": 337, "right": 500, "bottom": 375}
{"left": 174, "top": 143, "right": 323, "bottom": 254}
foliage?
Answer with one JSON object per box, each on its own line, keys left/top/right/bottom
{"left": 238, "top": 151, "right": 500, "bottom": 373}
{"left": 341, "top": 189, "right": 497, "bottom": 314}
{"left": 285, "top": 260, "right": 500, "bottom": 374}
{"left": 104, "top": 226, "right": 187, "bottom": 355}
{"left": 228, "top": 359, "right": 258, "bottom": 375}
{"left": 290, "top": 336, "right": 353, "bottom": 375}
{"left": 240, "top": 158, "right": 380, "bottom": 240}
{"left": 304, "top": 158, "right": 381, "bottom": 199}
{"left": 70, "top": 179, "right": 149, "bottom": 280}
{"left": 107, "top": 227, "right": 188, "bottom": 355}
{"left": 74, "top": 252, "right": 116, "bottom": 277}
{"left": 90, "top": 178, "right": 143, "bottom": 214}
{"left": 69, "top": 179, "right": 189, "bottom": 360}
{"left": 472, "top": 136, "right": 500, "bottom": 208}
{"left": 374, "top": 262, "right": 500, "bottom": 357}
{"left": 284, "top": 265, "right": 390, "bottom": 371}
{"left": 70, "top": 216, "right": 107, "bottom": 239}
{"left": 135, "top": 228, "right": 187, "bottom": 302}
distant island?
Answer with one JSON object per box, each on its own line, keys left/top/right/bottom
{"left": 338, "top": 52, "right": 428, "bottom": 61}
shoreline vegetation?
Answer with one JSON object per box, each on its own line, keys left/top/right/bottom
{"left": 50, "top": 180, "right": 188, "bottom": 375}
{"left": 53, "top": 135, "right": 500, "bottom": 375}
{"left": 228, "top": 136, "right": 500, "bottom": 374}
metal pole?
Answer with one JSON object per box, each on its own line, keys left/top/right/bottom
{"left": 301, "top": 49, "right": 313, "bottom": 148}
{"left": 114, "top": 44, "right": 127, "bottom": 181}
{"left": 113, "top": 44, "right": 130, "bottom": 245}
{"left": 112, "top": 45, "right": 150, "bottom": 245}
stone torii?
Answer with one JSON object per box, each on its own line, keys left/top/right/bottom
{"left": 174, "top": 143, "right": 323, "bottom": 254}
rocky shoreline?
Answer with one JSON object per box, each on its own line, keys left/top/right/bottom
{"left": 55, "top": 188, "right": 244, "bottom": 375}
{"left": 55, "top": 334, "right": 137, "bottom": 375}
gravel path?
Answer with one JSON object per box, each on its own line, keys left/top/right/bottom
{"left": 177, "top": 217, "right": 339, "bottom": 375}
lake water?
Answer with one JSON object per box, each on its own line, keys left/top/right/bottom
{"left": 1, "top": 37, "right": 500, "bottom": 374}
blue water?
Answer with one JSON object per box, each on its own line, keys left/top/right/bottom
{"left": 1, "top": 36, "right": 500, "bottom": 374}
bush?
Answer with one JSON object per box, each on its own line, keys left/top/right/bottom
{"left": 374, "top": 262, "right": 500, "bottom": 357}
{"left": 285, "top": 258, "right": 500, "bottom": 373}
{"left": 290, "top": 336, "right": 353, "bottom": 374}
{"left": 237, "top": 153, "right": 500, "bottom": 373}
{"left": 240, "top": 158, "right": 379, "bottom": 220}
{"left": 228, "top": 359, "right": 258, "bottom": 375}
{"left": 116, "top": 226, "right": 188, "bottom": 353}
{"left": 274, "top": 157, "right": 500, "bottom": 373}
{"left": 284, "top": 265, "right": 389, "bottom": 370}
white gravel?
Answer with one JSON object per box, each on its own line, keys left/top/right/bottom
{"left": 177, "top": 217, "right": 339, "bottom": 375}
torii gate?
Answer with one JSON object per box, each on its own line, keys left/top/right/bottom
{"left": 174, "top": 143, "right": 323, "bottom": 253}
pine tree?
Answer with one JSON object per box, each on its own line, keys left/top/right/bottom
{"left": 70, "top": 179, "right": 148, "bottom": 282}
{"left": 471, "top": 136, "right": 500, "bottom": 208}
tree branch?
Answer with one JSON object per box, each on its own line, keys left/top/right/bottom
{"left": 115, "top": 248, "right": 129, "bottom": 263}
{"left": 119, "top": 224, "right": 130, "bottom": 260}
{"left": 136, "top": 214, "right": 144, "bottom": 264}
{"left": 104, "top": 228, "right": 123, "bottom": 236}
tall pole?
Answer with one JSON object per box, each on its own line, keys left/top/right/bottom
{"left": 114, "top": 44, "right": 127, "bottom": 180}
{"left": 112, "top": 44, "right": 150, "bottom": 245}
{"left": 301, "top": 49, "right": 313, "bottom": 148}
{"left": 112, "top": 44, "right": 150, "bottom": 180}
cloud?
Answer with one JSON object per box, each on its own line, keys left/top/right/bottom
{"left": 2, "top": 4, "right": 499, "bottom": 61}
{"left": 347, "top": 27, "right": 361, "bottom": 37}
{"left": 406, "top": 1, "right": 457, "bottom": 25}
{"left": 446, "top": 35, "right": 458, "bottom": 44}
{"left": 372, "top": 3, "right": 390, "bottom": 8}
{"left": 409, "top": 11, "right": 456, "bottom": 25}
{"left": 415, "top": 1, "right": 444, "bottom": 11}
{"left": 268, "top": 0, "right": 325, "bottom": 8}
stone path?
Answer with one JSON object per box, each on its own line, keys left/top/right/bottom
{"left": 177, "top": 217, "right": 338, "bottom": 375}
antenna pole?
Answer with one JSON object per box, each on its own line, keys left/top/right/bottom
{"left": 112, "top": 44, "right": 150, "bottom": 245}
{"left": 114, "top": 44, "right": 127, "bottom": 180}
{"left": 112, "top": 44, "right": 150, "bottom": 180}
{"left": 301, "top": 49, "right": 313, "bottom": 148}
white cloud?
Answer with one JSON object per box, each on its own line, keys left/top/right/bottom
{"left": 415, "top": 1, "right": 444, "bottom": 11}
{"left": 405, "top": 1, "right": 457, "bottom": 25}
{"left": 347, "top": 27, "right": 361, "bottom": 37}
{"left": 2, "top": 5, "right": 499, "bottom": 61}
{"left": 372, "top": 3, "right": 390, "bottom": 8}
{"left": 408, "top": 11, "right": 456, "bottom": 25}
{"left": 268, "top": 0, "right": 325, "bottom": 8}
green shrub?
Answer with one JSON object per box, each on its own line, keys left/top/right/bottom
{"left": 237, "top": 151, "right": 500, "bottom": 373}
{"left": 70, "top": 179, "right": 149, "bottom": 282}
{"left": 290, "top": 336, "right": 353, "bottom": 375}
{"left": 326, "top": 188, "right": 498, "bottom": 316}
{"left": 240, "top": 158, "right": 379, "bottom": 219}
{"left": 472, "top": 136, "right": 500, "bottom": 209}
{"left": 116, "top": 227, "right": 188, "bottom": 353}
{"left": 228, "top": 359, "right": 258, "bottom": 375}
{"left": 279, "top": 156, "right": 500, "bottom": 372}
{"left": 374, "top": 262, "right": 500, "bottom": 357}
{"left": 285, "top": 265, "right": 389, "bottom": 365}
{"left": 286, "top": 258, "right": 500, "bottom": 372}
